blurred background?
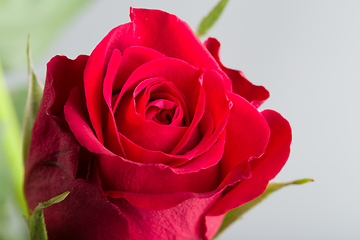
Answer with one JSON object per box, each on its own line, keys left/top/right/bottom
{"left": 1, "top": 0, "right": 359, "bottom": 239}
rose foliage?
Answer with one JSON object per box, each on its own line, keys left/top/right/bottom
{"left": 24, "top": 8, "right": 291, "bottom": 240}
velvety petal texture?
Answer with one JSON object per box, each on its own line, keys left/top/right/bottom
{"left": 24, "top": 56, "right": 130, "bottom": 240}
{"left": 25, "top": 8, "right": 291, "bottom": 240}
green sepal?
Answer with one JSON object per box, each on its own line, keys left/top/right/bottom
{"left": 196, "top": 0, "right": 229, "bottom": 37}
{"left": 22, "top": 36, "right": 44, "bottom": 162}
{"left": 28, "top": 190, "right": 71, "bottom": 240}
{"left": 215, "top": 178, "right": 313, "bottom": 237}
{"left": 0, "top": 59, "right": 29, "bottom": 218}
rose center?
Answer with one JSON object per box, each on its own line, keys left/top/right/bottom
{"left": 152, "top": 106, "right": 176, "bottom": 125}
{"left": 145, "top": 99, "right": 177, "bottom": 125}
{"left": 133, "top": 78, "right": 188, "bottom": 126}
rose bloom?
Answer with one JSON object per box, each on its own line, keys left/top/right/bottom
{"left": 24, "top": 8, "right": 291, "bottom": 240}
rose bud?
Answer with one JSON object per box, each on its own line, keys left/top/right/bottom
{"left": 24, "top": 8, "right": 291, "bottom": 240}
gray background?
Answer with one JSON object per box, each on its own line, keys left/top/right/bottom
{"left": 10, "top": 0, "right": 360, "bottom": 239}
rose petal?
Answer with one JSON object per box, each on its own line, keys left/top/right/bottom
{"left": 46, "top": 55, "right": 88, "bottom": 119}
{"left": 169, "top": 70, "right": 232, "bottom": 172}
{"left": 130, "top": 8, "right": 221, "bottom": 72}
{"left": 171, "top": 130, "right": 226, "bottom": 173}
{"left": 112, "top": 46, "right": 166, "bottom": 94}
{"left": 118, "top": 133, "right": 190, "bottom": 165}
{"left": 116, "top": 127, "right": 225, "bottom": 174}
{"left": 180, "top": 70, "right": 230, "bottom": 158}
{"left": 108, "top": 194, "right": 219, "bottom": 240}
{"left": 25, "top": 55, "right": 88, "bottom": 181}
{"left": 84, "top": 22, "right": 134, "bottom": 144}
{"left": 99, "top": 152, "right": 220, "bottom": 198}
{"left": 102, "top": 48, "right": 125, "bottom": 156}
{"left": 103, "top": 49, "right": 122, "bottom": 109}
{"left": 220, "top": 92, "right": 271, "bottom": 180}
{"left": 204, "top": 214, "right": 226, "bottom": 240}
{"left": 204, "top": 38, "right": 269, "bottom": 107}
{"left": 207, "top": 109, "right": 291, "bottom": 216}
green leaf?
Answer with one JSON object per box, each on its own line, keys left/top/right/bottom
{"left": 28, "top": 190, "right": 71, "bottom": 240}
{"left": 215, "top": 178, "right": 313, "bottom": 237}
{"left": 0, "top": 0, "right": 92, "bottom": 70}
{"left": 23, "top": 36, "right": 44, "bottom": 162}
{"left": 196, "top": 0, "right": 229, "bottom": 37}
{"left": 0, "top": 59, "right": 28, "bottom": 218}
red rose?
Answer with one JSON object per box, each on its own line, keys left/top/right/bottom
{"left": 24, "top": 8, "right": 291, "bottom": 240}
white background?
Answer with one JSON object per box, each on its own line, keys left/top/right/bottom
{"left": 11, "top": 0, "right": 360, "bottom": 239}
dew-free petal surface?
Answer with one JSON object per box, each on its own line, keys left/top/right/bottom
{"left": 207, "top": 110, "right": 291, "bottom": 216}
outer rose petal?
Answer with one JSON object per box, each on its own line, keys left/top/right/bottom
{"left": 26, "top": 163, "right": 130, "bottom": 240}
{"left": 206, "top": 109, "right": 291, "bottom": 216}
{"left": 25, "top": 55, "right": 88, "bottom": 181}
{"left": 204, "top": 38, "right": 269, "bottom": 107}
{"left": 220, "top": 92, "right": 270, "bottom": 179}
{"left": 46, "top": 55, "right": 89, "bottom": 120}
{"left": 108, "top": 194, "right": 219, "bottom": 240}
{"left": 84, "top": 22, "right": 134, "bottom": 144}
{"left": 130, "top": 8, "right": 221, "bottom": 72}
{"left": 24, "top": 56, "right": 130, "bottom": 239}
